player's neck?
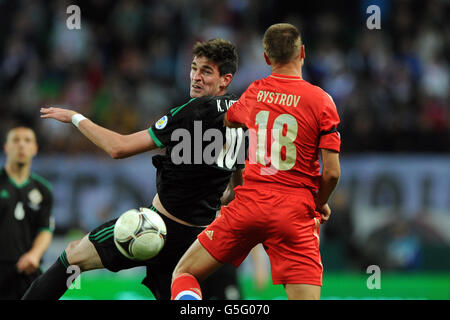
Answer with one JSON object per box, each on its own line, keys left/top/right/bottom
{"left": 216, "top": 88, "right": 227, "bottom": 97}
{"left": 5, "top": 161, "right": 31, "bottom": 185}
{"left": 271, "top": 62, "right": 303, "bottom": 78}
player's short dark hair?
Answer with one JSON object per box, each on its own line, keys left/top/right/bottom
{"left": 263, "top": 23, "right": 302, "bottom": 64}
{"left": 4, "top": 126, "right": 37, "bottom": 143}
{"left": 192, "top": 39, "right": 238, "bottom": 76}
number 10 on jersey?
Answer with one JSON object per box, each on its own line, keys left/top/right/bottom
{"left": 255, "top": 111, "right": 298, "bottom": 171}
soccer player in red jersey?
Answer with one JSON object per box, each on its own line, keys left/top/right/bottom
{"left": 171, "top": 23, "right": 341, "bottom": 300}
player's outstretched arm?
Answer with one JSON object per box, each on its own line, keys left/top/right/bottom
{"left": 316, "top": 149, "right": 340, "bottom": 223}
{"left": 41, "top": 107, "right": 157, "bottom": 159}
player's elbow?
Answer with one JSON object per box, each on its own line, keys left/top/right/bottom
{"left": 109, "top": 147, "right": 130, "bottom": 159}
{"left": 108, "top": 141, "right": 129, "bottom": 159}
{"left": 322, "top": 167, "right": 340, "bottom": 182}
{"left": 110, "top": 150, "right": 124, "bottom": 159}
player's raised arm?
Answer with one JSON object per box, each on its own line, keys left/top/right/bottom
{"left": 40, "top": 107, "right": 157, "bottom": 159}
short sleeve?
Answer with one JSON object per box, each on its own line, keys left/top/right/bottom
{"left": 318, "top": 92, "right": 341, "bottom": 152}
{"left": 226, "top": 83, "right": 254, "bottom": 127}
{"left": 37, "top": 187, "right": 54, "bottom": 233}
{"left": 148, "top": 98, "right": 198, "bottom": 148}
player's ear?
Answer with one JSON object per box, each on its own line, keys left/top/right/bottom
{"left": 300, "top": 45, "right": 305, "bottom": 60}
{"left": 30, "top": 130, "right": 38, "bottom": 157}
{"left": 220, "top": 73, "right": 233, "bottom": 89}
{"left": 264, "top": 52, "right": 272, "bottom": 66}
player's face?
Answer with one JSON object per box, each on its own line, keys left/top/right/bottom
{"left": 190, "top": 56, "right": 224, "bottom": 98}
{"left": 4, "top": 128, "right": 38, "bottom": 166}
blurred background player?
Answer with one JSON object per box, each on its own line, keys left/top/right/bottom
{"left": 0, "top": 127, "right": 54, "bottom": 299}
{"left": 171, "top": 23, "right": 341, "bottom": 300}
{"left": 22, "top": 39, "right": 247, "bottom": 300}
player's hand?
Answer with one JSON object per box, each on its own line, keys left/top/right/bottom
{"left": 40, "top": 107, "right": 77, "bottom": 123}
{"left": 316, "top": 203, "right": 331, "bottom": 224}
{"left": 16, "top": 252, "right": 40, "bottom": 275}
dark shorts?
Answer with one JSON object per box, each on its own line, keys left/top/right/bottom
{"left": 88, "top": 207, "right": 206, "bottom": 300}
{"left": 0, "top": 262, "right": 42, "bottom": 300}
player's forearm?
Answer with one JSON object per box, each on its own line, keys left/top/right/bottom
{"left": 77, "top": 119, "right": 128, "bottom": 158}
{"left": 316, "top": 169, "right": 340, "bottom": 207}
{"left": 28, "top": 231, "right": 52, "bottom": 260}
{"left": 221, "top": 168, "right": 244, "bottom": 205}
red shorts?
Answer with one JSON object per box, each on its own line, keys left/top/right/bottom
{"left": 198, "top": 184, "right": 323, "bottom": 286}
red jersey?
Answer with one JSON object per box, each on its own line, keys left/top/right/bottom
{"left": 227, "top": 73, "right": 341, "bottom": 192}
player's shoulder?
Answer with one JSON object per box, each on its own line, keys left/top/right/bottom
{"left": 182, "top": 93, "right": 238, "bottom": 117}
{"left": 30, "top": 173, "right": 53, "bottom": 195}
{"left": 170, "top": 93, "right": 238, "bottom": 116}
{"left": 246, "top": 76, "right": 270, "bottom": 91}
{"left": 197, "top": 93, "right": 238, "bottom": 106}
{"left": 302, "top": 81, "right": 335, "bottom": 105}
{"left": 303, "top": 80, "right": 327, "bottom": 95}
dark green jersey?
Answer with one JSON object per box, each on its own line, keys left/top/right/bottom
{"left": 148, "top": 93, "right": 247, "bottom": 226}
{"left": 0, "top": 168, "right": 54, "bottom": 262}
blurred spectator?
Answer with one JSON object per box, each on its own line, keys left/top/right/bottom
{"left": 1, "top": 0, "right": 448, "bottom": 153}
{"left": 365, "top": 217, "right": 423, "bottom": 270}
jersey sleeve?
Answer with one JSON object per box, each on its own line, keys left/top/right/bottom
{"left": 147, "top": 98, "right": 199, "bottom": 148}
{"left": 318, "top": 92, "right": 341, "bottom": 152}
{"left": 226, "top": 83, "right": 254, "bottom": 127}
{"left": 37, "top": 186, "right": 54, "bottom": 233}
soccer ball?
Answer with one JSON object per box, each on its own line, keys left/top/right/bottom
{"left": 114, "top": 207, "right": 167, "bottom": 261}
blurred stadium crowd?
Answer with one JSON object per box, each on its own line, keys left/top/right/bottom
{"left": 1, "top": 0, "right": 448, "bottom": 153}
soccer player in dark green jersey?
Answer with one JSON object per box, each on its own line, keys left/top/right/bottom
{"left": 23, "top": 39, "right": 246, "bottom": 300}
{"left": 0, "top": 127, "right": 54, "bottom": 299}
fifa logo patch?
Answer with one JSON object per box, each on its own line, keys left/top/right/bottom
{"left": 205, "top": 230, "right": 214, "bottom": 240}
{"left": 155, "top": 116, "right": 168, "bottom": 130}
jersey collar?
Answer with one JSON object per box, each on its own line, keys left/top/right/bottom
{"left": 269, "top": 73, "right": 303, "bottom": 81}
{"left": 2, "top": 167, "right": 30, "bottom": 189}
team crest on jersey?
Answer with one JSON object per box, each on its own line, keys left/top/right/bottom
{"left": 155, "top": 116, "right": 168, "bottom": 130}
{"left": 28, "top": 188, "right": 43, "bottom": 210}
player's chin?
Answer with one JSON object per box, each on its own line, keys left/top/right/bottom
{"left": 190, "top": 88, "right": 204, "bottom": 98}
{"left": 15, "top": 159, "right": 28, "bottom": 166}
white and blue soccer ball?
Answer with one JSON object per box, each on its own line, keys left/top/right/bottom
{"left": 114, "top": 207, "right": 167, "bottom": 261}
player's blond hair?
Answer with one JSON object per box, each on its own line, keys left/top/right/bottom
{"left": 263, "top": 23, "right": 302, "bottom": 64}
